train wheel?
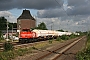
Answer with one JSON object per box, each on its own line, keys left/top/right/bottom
{"left": 32, "top": 38, "right": 34, "bottom": 43}
{"left": 30, "top": 39, "right": 32, "bottom": 43}
{"left": 19, "top": 38, "right": 22, "bottom": 43}
{"left": 27, "top": 39, "right": 29, "bottom": 43}
{"left": 25, "top": 39, "right": 28, "bottom": 43}
{"left": 37, "top": 38, "right": 39, "bottom": 42}
{"left": 21, "top": 39, "right": 25, "bottom": 44}
{"left": 34, "top": 38, "right": 37, "bottom": 42}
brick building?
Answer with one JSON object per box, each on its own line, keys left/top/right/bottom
{"left": 17, "top": 9, "right": 36, "bottom": 32}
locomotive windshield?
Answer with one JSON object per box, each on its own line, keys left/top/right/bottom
{"left": 22, "top": 29, "right": 30, "bottom": 32}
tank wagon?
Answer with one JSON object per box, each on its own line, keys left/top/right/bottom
{"left": 19, "top": 29, "right": 74, "bottom": 43}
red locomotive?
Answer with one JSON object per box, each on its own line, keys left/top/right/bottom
{"left": 19, "top": 29, "right": 37, "bottom": 43}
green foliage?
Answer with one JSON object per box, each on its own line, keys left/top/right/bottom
{"left": 0, "top": 30, "right": 4, "bottom": 40}
{"left": 0, "top": 47, "right": 33, "bottom": 60}
{"left": 87, "top": 31, "right": 90, "bottom": 41}
{"left": 76, "top": 47, "right": 90, "bottom": 60}
{"left": 49, "top": 40, "right": 53, "bottom": 44}
{"left": 60, "top": 35, "right": 69, "bottom": 40}
{"left": 35, "top": 22, "right": 47, "bottom": 30}
{"left": 76, "top": 31, "right": 90, "bottom": 60}
{"left": 17, "top": 49, "right": 29, "bottom": 56}
{"left": 57, "top": 29, "right": 64, "bottom": 32}
{"left": 69, "top": 34, "right": 78, "bottom": 39}
{"left": 59, "top": 33, "right": 79, "bottom": 41}
{"left": 4, "top": 42, "right": 13, "bottom": 51}
{"left": 8, "top": 23, "right": 17, "bottom": 30}
{"left": 0, "top": 17, "right": 7, "bottom": 30}
{"left": 0, "top": 51, "right": 15, "bottom": 60}
{"left": 0, "top": 17, "right": 17, "bottom": 30}
{"left": 56, "top": 37, "right": 62, "bottom": 41}
{"left": 0, "top": 30, "right": 2, "bottom": 39}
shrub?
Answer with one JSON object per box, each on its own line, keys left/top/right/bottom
{"left": 49, "top": 40, "right": 52, "bottom": 44}
{"left": 76, "top": 32, "right": 90, "bottom": 60}
{"left": 4, "top": 42, "right": 13, "bottom": 51}
{"left": 56, "top": 37, "right": 61, "bottom": 41}
{"left": 61, "top": 35, "right": 69, "bottom": 40}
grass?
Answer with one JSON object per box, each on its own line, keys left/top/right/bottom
{"left": 0, "top": 34, "right": 80, "bottom": 60}
{"left": 0, "top": 39, "right": 63, "bottom": 60}
{"left": 0, "top": 47, "right": 33, "bottom": 60}
{"left": 76, "top": 33, "right": 90, "bottom": 60}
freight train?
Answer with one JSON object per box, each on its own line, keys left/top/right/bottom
{"left": 19, "top": 29, "right": 78, "bottom": 43}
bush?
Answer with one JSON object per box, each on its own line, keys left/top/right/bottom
{"left": 76, "top": 32, "right": 90, "bottom": 60}
{"left": 60, "top": 35, "right": 69, "bottom": 40}
{"left": 77, "top": 48, "right": 90, "bottom": 60}
{"left": 49, "top": 40, "right": 52, "bottom": 44}
{"left": 0, "top": 47, "right": 33, "bottom": 60}
{"left": 56, "top": 37, "right": 61, "bottom": 41}
{"left": 70, "top": 33, "right": 79, "bottom": 39}
{"left": 0, "top": 51, "right": 15, "bottom": 60}
{"left": 4, "top": 42, "right": 13, "bottom": 51}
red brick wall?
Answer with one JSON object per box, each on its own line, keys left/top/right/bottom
{"left": 17, "top": 19, "right": 36, "bottom": 31}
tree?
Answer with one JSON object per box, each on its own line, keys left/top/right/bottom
{"left": 0, "top": 17, "right": 17, "bottom": 30}
{"left": 0, "top": 17, "right": 7, "bottom": 30}
{"left": 8, "top": 23, "right": 17, "bottom": 30}
{"left": 57, "top": 29, "right": 64, "bottom": 32}
{"left": 0, "top": 30, "right": 3, "bottom": 40}
{"left": 35, "top": 22, "right": 47, "bottom": 30}
{"left": 0, "top": 30, "right": 2, "bottom": 38}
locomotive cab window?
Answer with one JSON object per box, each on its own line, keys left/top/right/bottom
{"left": 22, "top": 29, "right": 30, "bottom": 32}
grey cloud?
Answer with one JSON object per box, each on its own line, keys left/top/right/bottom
{"left": 37, "top": 0, "right": 90, "bottom": 18}
{"left": 1, "top": 0, "right": 90, "bottom": 18}
{"left": 0, "top": 0, "right": 12, "bottom": 2}
{"left": 61, "top": 15, "right": 89, "bottom": 22}
{"left": 67, "top": 0, "right": 90, "bottom": 16}
{"left": 37, "top": 8, "right": 66, "bottom": 18}
{"left": 0, "top": 0, "right": 16, "bottom": 11}
{"left": 68, "top": 0, "right": 88, "bottom": 6}
{"left": 16, "top": 0, "right": 63, "bottom": 9}
{"left": 0, "top": 0, "right": 63, "bottom": 11}
{"left": 67, "top": 4, "right": 90, "bottom": 16}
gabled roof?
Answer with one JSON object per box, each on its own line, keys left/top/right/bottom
{"left": 17, "top": 9, "right": 35, "bottom": 20}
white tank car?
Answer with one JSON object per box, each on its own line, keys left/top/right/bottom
{"left": 32, "top": 29, "right": 48, "bottom": 38}
{"left": 65, "top": 32, "right": 72, "bottom": 35}
{"left": 32, "top": 29, "right": 73, "bottom": 40}
{"left": 73, "top": 32, "right": 80, "bottom": 35}
{"left": 32, "top": 29, "right": 59, "bottom": 39}
{"left": 54, "top": 31, "right": 72, "bottom": 36}
{"left": 57, "top": 31, "right": 66, "bottom": 36}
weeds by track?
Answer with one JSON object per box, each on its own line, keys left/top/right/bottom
{"left": 35, "top": 36, "right": 86, "bottom": 60}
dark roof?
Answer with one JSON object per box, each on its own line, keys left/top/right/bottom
{"left": 17, "top": 10, "right": 35, "bottom": 20}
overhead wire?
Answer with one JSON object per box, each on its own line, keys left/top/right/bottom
{"left": 54, "top": 0, "right": 71, "bottom": 31}
{"left": 54, "top": 0, "right": 69, "bottom": 16}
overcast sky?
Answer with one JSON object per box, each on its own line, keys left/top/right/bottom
{"left": 0, "top": 0, "right": 90, "bottom": 32}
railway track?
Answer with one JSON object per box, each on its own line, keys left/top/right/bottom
{"left": 0, "top": 40, "right": 50, "bottom": 51}
{"left": 0, "top": 42, "right": 19, "bottom": 51}
{"left": 0, "top": 36, "right": 86, "bottom": 60}
{"left": 34, "top": 36, "right": 86, "bottom": 60}
{"left": 0, "top": 36, "right": 86, "bottom": 54}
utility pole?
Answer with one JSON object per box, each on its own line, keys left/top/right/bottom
{"left": 12, "top": 23, "right": 13, "bottom": 42}
{"left": 6, "top": 19, "right": 9, "bottom": 41}
{"left": 51, "top": 22, "right": 53, "bottom": 30}
{"left": 19, "top": 20, "right": 21, "bottom": 38}
{"left": 51, "top": 25, "right": 52, "bottom": 30}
